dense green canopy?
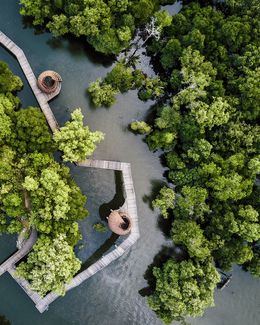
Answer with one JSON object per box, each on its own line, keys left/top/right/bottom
{"left": 16, "top": 234, "right": 81, "bottom": 297}
{"left": 19, "top": 0, "right": 174, "bottom": 55}
{"left": 88, "top": 0, "right": 260, "bottom": 323}
{"left": 0, "top": 61, "right": 100, "bottom": 295}
{"left": 145, "top": 1, "right": 260, "bottom": 322}
{"left": 148, "top": 258, "right": 220, "bottom": 324}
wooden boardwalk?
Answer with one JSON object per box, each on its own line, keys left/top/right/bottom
{"left": 0, "top": 31, "right": 59, "bottom": 132}
{"left": 0, "top": 229, "right": 37, "bottom": 276}
{"left": 36, "top": 160, "right": 140, "bottom": 313}
{"left": 0, "top": 31, "right": 140, "bottom": 313}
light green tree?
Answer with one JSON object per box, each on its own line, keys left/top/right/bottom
{"left": 88, "top": 78, "right": 118, "bottom": 107}
{"left": 152, "top": 186, "right": 175, "bottom": 218}
{"left": 54, "top": 108, "right": 104, "bottom": 162}
{"left": 0, "top": 61, "right": 23, "bottom": 92}
{"left": 130, "top": 121, "right": 151, "bottom": 134}
{"left": 16, "top": 234, "right": 81, "bottom": 297}
{"left": 171, "top": 220, "right": 211, "bottom": 260}
{"left": 175, "top": 186, "right": 210, "bottom": 221}
{"left": 148, "top": 258, "right": 220, "bottom": 324}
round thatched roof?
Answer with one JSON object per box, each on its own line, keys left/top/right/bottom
{"left": 107, "top": 210, "right": 131, "bottom": 235}
{"left": 37, "top": 70, "right": 62, "bottom": 94}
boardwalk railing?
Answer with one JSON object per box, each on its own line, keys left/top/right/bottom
{"left": 35, "top": 160, "right": 139, "bottom": 312}
{"left": 0, "top": 229, "right": 37, "bottom": 276}
{"left": 0, "top": 31, "right": 140, "bottom": 313}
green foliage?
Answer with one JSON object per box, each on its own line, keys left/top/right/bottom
{"left": 154, "top": 10, "right": 173, "bottom": 32}
{"left": 214, "top": 239, "right": 253, "bottom": 271}
{"left": 148, "top": 258, "right": 220, "bottom": 324}
{"left": 130, "top": 121, "right": 151, "bottom": 134}
{"left": 138, "top": 77, "right": 166, "bottom": 101}
{"left": 105, "top": 63, "right": 144, "bottom": 93}
{"left": 172, "top": 220, "right": 211, "bottom": 260}
{"left": 12, "top": 107, "right": 53, "bottom": 154}
{"left": 54, "top": 108, "right": 104, "bottom": 162}
{"left": 141, "top": 2, "right": 260, "bottom": 323}
{"left": 244, "top": 247, "right": 260, "bottom": 277}
{"left": 152, "top": 186, "right": 175, "bottom": 218}
{"left": 19, "top": 0, "right": 162, "bottom": 55}
{"left": 88, "top": 63, "right": 145, "bottom": 107}
{"left": 93, "top": 222, "right": 107, "bottom": 233}
{"left": 0, "top": 61, "right": 91, "bottom": 294}
{"left": 16, "top": 234, "right": 81, "bottom": 297}
{"left": 160, "top": 38, "right": 182, "bottom": 70}
{"left": 0, "top": 61, "right": 22, "bottom": 92}
{"left": 175, "top": 186, "right": 210, "bottom": 222}
{"left": 88, "top": 78, "right": 118, "bottom": 107}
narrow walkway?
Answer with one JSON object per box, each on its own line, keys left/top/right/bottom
{"left": 0, "top": 31, "right": 59, "bottom": 132}
{"left": 0, "top": 229, "right": 37, "bottom": 276}
{"left": 0, "top": 31, "right": 140, "bottom": 313}
{"left": 36, "top": 160, "right": 140, "bottom": 313}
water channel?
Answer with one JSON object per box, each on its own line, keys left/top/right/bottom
{"left": 0, "top": 1, "right": 259, "bottom": 324}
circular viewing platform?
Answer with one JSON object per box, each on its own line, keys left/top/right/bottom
{"left": 107, "top": 210, "right": 131, "bottom": 235}
{"left": 37, "top": 70, "right": 62, "bottom": 98}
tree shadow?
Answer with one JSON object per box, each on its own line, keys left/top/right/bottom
{"left": 79, "top": 233, "right": 119, "bottom": 272}
{"left": 21, "top": 15, "right": 115, "bottom": 66}
{"left": 47, "top": 35, "right": 115, "bottom": 67}
{"left": 157, "top": 213, "right": 175, "bottom": 238}
{"left": 143, "top": 179, "right": 168, "bottom": 209}
{"left": 99, "top": 170, "right": 125, "bottom": 222}
{"left": 21, "top": 16, "right": 46, "bottom": 35}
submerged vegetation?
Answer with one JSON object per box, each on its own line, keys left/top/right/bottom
{"left": 0, "top": 61, "right": 103, "bottom": 296}
{"left": 93, "top": 222, "right": 108, "bottom": 233}
{"left": 0, "top": 315, "right": 10, "bottom": 325}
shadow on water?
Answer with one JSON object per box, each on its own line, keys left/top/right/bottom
{"left": 80, "top": 233, "right": 119, "bottom": 272}
{"left": 47, "top": 35, "right": 114, "bottom": 67}
{"left": 157, "top": 213, "right": 175, "bottom": 238}
{"left": 143, "top": 179, "right": 168, "bottom": 210}
{"left": 21, "top": 15, "right": 115, "bottom": 66}
{"left": 77, "top": 170, "right": 125, "bottom": 272}
{"left": 99, "top": 170, "right": 125, "bottom": 222}
{"left": 21, "top": 16, "right": 46, "bottom": 35}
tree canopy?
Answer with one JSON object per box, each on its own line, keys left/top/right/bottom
{"left": 0, "top": 61, "right": 103, "bottom": 296}
{"left": 16, "top": 234, "right": 81, "bottom": 297}
{"left": 143, "top": 1, "right": 260, "bottom": 322}
{"left": 87, "top": 1, "right": 260, "bottom": 323}
{"left": 19, "top": 0, "right": 170, "bottom": 55}
{"left": 148, "top": 258, "right": 220, "bottom": 324}
{"left": 54, "top": 108, "right": 104, "bottom": 162}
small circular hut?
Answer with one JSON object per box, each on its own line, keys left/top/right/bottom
{"left": 107, "top": 210, "right": 131, "bottom": 235}
{"left": 37, "top": 70, "right": 62, "bottom": 94}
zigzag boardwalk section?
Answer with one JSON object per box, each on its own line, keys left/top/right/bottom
{"left": 36, "top": 160, "right": 140, "bottom": 313}
{"left": 0, "top": 229, "right": 37, "bottom": 276}
{"left": 0, "top": 31, "right": 59, "bottom": 132}
{"left": 0, "top": 30, "right": 140, "bottom": 313}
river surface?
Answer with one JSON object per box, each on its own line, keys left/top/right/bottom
{"left": 0, "top": 1, "right": 259, "bottom": 325}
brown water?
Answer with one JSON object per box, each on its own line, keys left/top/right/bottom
{"left": 0, "top": 1, "right": 259, "bottom": 325}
